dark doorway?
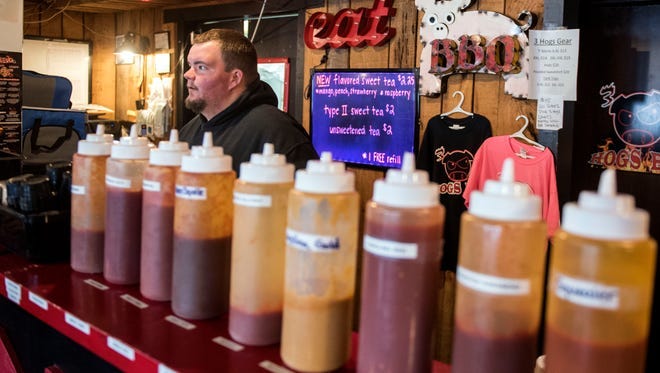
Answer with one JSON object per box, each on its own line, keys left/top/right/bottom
{"left": 571, "top": 2, "right": 660, "bottom": 372}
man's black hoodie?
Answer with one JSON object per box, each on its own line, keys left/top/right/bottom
{"left": 179, "top": 79, "right": 318, "bottom": 173}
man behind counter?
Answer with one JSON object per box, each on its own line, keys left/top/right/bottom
{"left": 179, "top": 28, "right": 318, "bottom": 173}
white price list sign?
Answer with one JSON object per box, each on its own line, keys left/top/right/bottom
{"left": 529, "top": 29, "right": 580, "bottom": 101}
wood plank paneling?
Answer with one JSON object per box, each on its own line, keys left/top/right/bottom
{"left": 325, "top": 1, "right": 350, "bottom": 69}
{"left": 301, "top": 5, "right": 326, "bottom": 132}
{"left": 40, "top": 12, "right": 63, "bottom": 38}
{"left": 23, "top": 4, "right": 42, "bottom": 36}
{"left": 473, "top": 0, "right": 505, "bottom": 134}
{"left": 87, "top": 13, "right": 116, "bottom": 118}
{"left": 389, "top": 0, "right": 417, "bottom": 69}
{"left": 62, "top": 12, "right": 85, "bottom": 40}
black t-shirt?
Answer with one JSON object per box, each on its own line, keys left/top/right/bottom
{"left": 417, "top": 113, "right": 492, "bottom": 271}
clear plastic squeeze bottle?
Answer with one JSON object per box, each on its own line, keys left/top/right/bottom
{"left": 452, "top": 158, "right": 547, "bottom": 373}
{"left": 104, "top": 124, "right": 150, "bottom": 285}
{"left": 545, "top": 168, "right": 656, "bottom": 373}
{"left": 280, "top": 152, "right": 359, "bottom": 372}
{"left": 140, "top": 129, "right": 189, "bottom": 301}
{"left": 71, "top": 124, "right": 113, "bottom": 273}
{"left": 229, "top": 143, "right": 294, "bottom": 345}
{"left": 171, "top": 132, "right": 235, "bottom": 320}
{"left": 357, "top": 152, "right": 445, "bottom": 373}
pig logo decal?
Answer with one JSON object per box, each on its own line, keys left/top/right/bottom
{"left": 435, "top": 147, "right": 474, "bottom": 182}
{"left": 434, "top": 146, "right": 475, "bottom": 195}
{"left": 600, "top": 83, "right": 660, "bottom": 148}
{"left": 416, "top": 0, "right": 534, "bottom": 98}
{"left": 589, "top": 82, "right": 660, "bottom": 174}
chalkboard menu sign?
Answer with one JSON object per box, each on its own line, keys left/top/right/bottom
{"left": 310, "top": 69, "right": 419, "bottom": 169}
{"left": 0, "top": 50, "right": 22, "bottom": 154}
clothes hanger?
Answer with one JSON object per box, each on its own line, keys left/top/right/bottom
{"left": 509, "top": 115, "right": 546, "bottom": 157}
{"left": 440, "top": 91, "right": 474, "bottom": 119}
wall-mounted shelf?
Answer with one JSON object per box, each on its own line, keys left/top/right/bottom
{"left": 0, "top": 253, "right": 450, "bottom": 372}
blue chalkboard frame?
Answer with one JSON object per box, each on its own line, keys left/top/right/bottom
{"left": 309, "top": 68, "right": 420, "bottom": 170}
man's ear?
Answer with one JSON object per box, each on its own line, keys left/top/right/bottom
{"left": 228, "top": 69, "right": 244, "bottom": 90}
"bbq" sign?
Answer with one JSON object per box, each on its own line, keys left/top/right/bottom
{"left": 416, "top": 0, "right": 534, "bottom": 98}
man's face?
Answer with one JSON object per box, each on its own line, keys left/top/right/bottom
{"left": 184, "top": 41, "right": 234, "bottom": 118}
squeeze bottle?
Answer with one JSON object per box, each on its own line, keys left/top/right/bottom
{"left": 171, "top": 132, "right": 235, "bottom": 320}
{"left": 140, "top": 129, "right": 189, "bottom": 301}
{"left": 70, "top": 124, "right": 113, "bottom": 273}
{"left": 229, "top": 143, "right": 294, "bottom": 345}
{"left": 104, "top": 124, "right": 150, "bottom": 284}
{"left": 280, "top": 152, "right": 359, "bottom": 372}
{"left": 357, "top": 152, "right": 445, "bottom": 373}
{"left": 452, "top": 158, "right": 547, "bottom": 373}
{"left": 545, "top": 168, "right": 656, "bottom": 373}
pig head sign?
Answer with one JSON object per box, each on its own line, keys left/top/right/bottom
{"left": 416, "top": 0, "right": 534, "bottom": 98}
{"left": 589, "top": 83, "right": 660, "bottom": 174}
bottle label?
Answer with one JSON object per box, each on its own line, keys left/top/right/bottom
{"left": 457, "top": 266, "right": 531, "bottom": 296}
{"left": 554, "top": 274, "right": 620, "bottom": 310}
{"left": 363, "top": 235, "right": 418, "bottom": 259}
{"left": 106, "top": 175, "right": 131, "bottom": 188}
{"left": 286, "top": 228, "right": 340, "bottom": 252}
{"left": 234, "top": 192, "right": 272, "bottom": 207}
{"left": 71, "top": 184, "right": 86, "bottom": 195}
{"left": 175, "top": 185, "right": 207, "bottom": 200}
{"left": 143, "top": 179, "right": 161, "bottom": 192}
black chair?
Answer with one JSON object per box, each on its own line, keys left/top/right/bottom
{"left": 22, "top": 70, "right": 73, "bottom": 109}
{"left": 21, "top": 71, "right": 86, "bottom": 173}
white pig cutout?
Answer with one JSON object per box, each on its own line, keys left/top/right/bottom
{"left": 416, "top": 0, "right": 533, "bottom": 98}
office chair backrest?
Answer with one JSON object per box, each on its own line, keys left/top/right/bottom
{"left": 22, "top": 70, "right": 73, "bottom": 109}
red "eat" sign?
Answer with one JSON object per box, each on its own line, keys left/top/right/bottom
{"left": 304, "top": 0, "right": 396, "bottom": 49}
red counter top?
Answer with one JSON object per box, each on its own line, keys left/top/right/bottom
{"left": 0, "top": 252, "right": 450, "bottom": 373}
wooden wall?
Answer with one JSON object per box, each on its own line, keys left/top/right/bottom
{"left": 23, "top": 7, "right": 175, "bottom": 123}
{"left": 304, "top": 0, "right": 544, "bottom": 194}
{"left": 114, "top": 9, "right": 176, "bottom": 124}
{"left": 24, "top": 0, "right": 543, "bottom": 147}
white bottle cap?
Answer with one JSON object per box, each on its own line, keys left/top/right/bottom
{"left": 149, "top": 129, "right": 190, "bottom": 166}
{"left": 239, "top": 143, "right": 294, "bottom": 183}
{"left": 110, "top": 124, "right": 150, "bottom": 159}
{"left": 469, "top": 158, "right": 541, "bottom": 221}
{"left": 77, "top": 124, "right": 113, "bottom": 155}
{"left": 294, "top": 151, "right": 354, "bottom": 193}
{"left": 562, "top": 168, "right": 649, "bottom": 240}
{"left": 372, "top": 152, "right": 438, "bottom": 207}
{"left": 181, "top": 132, "right": 232, "bottom": 173}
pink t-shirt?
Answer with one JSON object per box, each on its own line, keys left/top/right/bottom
{"left": 463, "top": 136, "right": 560, "bottom": 237}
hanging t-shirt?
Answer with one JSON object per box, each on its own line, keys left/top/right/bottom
{"left": 463, "top": 135, "right": 560, "bottom": 237}
{"left": 417, "top": 113, "right": 492, "bottom": 271}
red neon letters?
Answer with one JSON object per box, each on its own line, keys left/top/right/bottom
{"left": 304, "top": 0, "right": 396, "bottom": 49}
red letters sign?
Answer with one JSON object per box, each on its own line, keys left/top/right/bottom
{"left": 304, "top": 0, "right": 396, "bottom": 49}
{"left": 429, "top": 35, "right": 522, "bottom": 75}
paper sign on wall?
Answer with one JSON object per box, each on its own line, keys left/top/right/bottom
{"left": 529, "top": 29, "right": 580, "bottom": 101}
{"left": 537, "top": 95, "right": 564, "bottom": 130}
